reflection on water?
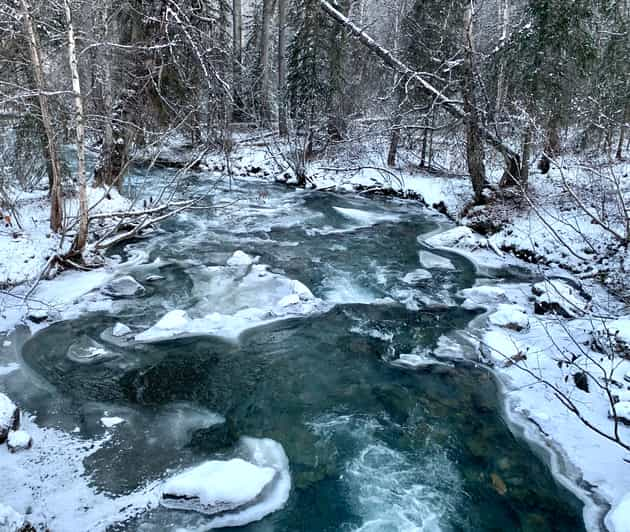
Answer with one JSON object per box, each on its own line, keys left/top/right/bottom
{"left": 6, "top": 178, "right": 584, "bottom": 531}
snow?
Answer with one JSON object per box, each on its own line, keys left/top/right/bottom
{"left": 481, "top": 329, "right": 525, "bottom": 365}
{"left": 391, "top": 352, "right": 447, "bottom": 370}
{"left": 0, "top": 503, "right": 25, "bottom": 531}
{"left": 488, "top": 304, "right": 530, "bottom": 331}
{"left": 0, "top": 392, "right": 18, "bottom": 443}
{"left": 101, "top": 275, "right": 145, "bottom": 298}
{"left": 418, "top": 250, "right": 455, "bottom": 270}
{"left": 111, "top": 322, "right": 132, "bottom": 337}
{"left": 607, "top": 492, "right": 630, "bottom": 532}
{"left": 609, "top": 402, "right": 630, "bottom": 425}
{"left": 7, "top": 430, "right": 32, "bottom": 451}
{"left": 160, "top": 437, "right": 291, "bottom": 528}
{"left": 226, "top": 250, "right": 256, "bottom": 266}
{"left": 460, "top": 285, "right": 509, "bottom": 310}
{"left": 0, "top": 362, "right": 19, "bottom": 376}
{"left": 532, "top": 279, "right": 588, "bottom": 318}
{"left": 100, "top": 417, "right": 125, "bottom": 428}
{"left": 425, "top": 226, "right": 479, "bottom": 250}
{"left": 161, "top": 458, "right": 276, "bottom": 514}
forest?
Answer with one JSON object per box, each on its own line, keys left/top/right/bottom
{"left": 1, "top": 1, "right": 630, "bottom": 531}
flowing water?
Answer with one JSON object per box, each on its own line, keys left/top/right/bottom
{"left": 2, "top": 171, "right": 585, "bottom": 531}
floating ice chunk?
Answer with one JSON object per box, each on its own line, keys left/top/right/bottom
{"left": 102, "top": 275, "right": 145, "bottom": 298}
{"left": 434, "top": 335, "right": 466, "bottom": 360}
{"left": 67, "top": 337, "right": 118, "bottom": 364}
{"left": 532, "top": 279, "right": 587, "bottom": 318}
{"left": 460, "top": 285, "right": 508, "bottom": 310}
{"left": 392, "top": 353, "right": 446, "bottom": 370}
{"left": 7, "top": 429, "right": 32, "bottom": 452}
{"left": 0, "top": 392, "right": 19, "bottom": 444}
{"left": 161, "top": 458, "right": 276, "bottom": 515}
{"left": 112, "top": 322, "right": 132, "bottom": 337}
{"left": 402, "top": 269, "right": 432, "bottom": 284}
{"left": 101, "top": 416, "right": 125, "bottom": 428}
{"left": 489, "top": 304, "right": 529, "bottom": 331}
{"left": 419, "top": 251, "right": 455, "bottom": 270}
{"left": 332, "top": 206, "right": 398, "bottom": 226}
{"left": 608, "top": 492, "right": 630, "bottom": 532}
{"left": 481, "top": 330, "right": 525, "bottom": 365}
{"left": 227, "top": 250, "right": 256, "bottom": 266}
{"left": 2, "top": 340, "right": 11, "bottom": 347}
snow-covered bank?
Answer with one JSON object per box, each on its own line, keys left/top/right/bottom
{"left": 426, "top": 226, "right": 630, "bottom": 532}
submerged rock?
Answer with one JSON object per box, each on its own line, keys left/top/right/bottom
{"left": 102, "top": 275, "right": 145, "bottom": 298}
{"left": 7, "top": 429, "right": 32, "bottom": 452}
{"left": 161, "top": 458, "right": 276, "bottom": 515}
{"left": 0, "top": 392, "right": 20, "bottom": 444}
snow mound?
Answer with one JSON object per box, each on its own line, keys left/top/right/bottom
{"left": 402, "top": 269, "right": 432, "bottom": 284}
{"left": 532, "top": 279, "right": 588, "bottom": 318}
{"left": 481, "top": 330, "right": 526, "bottom": 366}
{"left": 0, "top": 503, "right": 25, "bottom": 531}
{"left": 162, "top": 458, "right": 276, "bottom": 515}
{"left": 424, "top": 226, "right": 479, "bottom": 250}
{"left": 391, "top": 352, "right": 447, "bottom": 370}
{"left": 101, "top": 417, "right": 125, "bottom": 428}
{"left": 162, "top": 437, "right": 290, "bottom": 528}
{"left": 419, "top": 251, "right": 455, "bottom": 270}
{"left": 0, "top": 392, "right": 19, "bottom": 444}
{"left": 7, "top": 430, "right": 32, "bottom": 452}
{"left": 593, "top": 317, "right": 630, "bottom": 357}
{"left": 489, "top": 304, "right": 530, "bottom": 331}
{"left": 227, "top": 250, "right": 256, "bottom": 266}
{"left": 608, "top": 492, "right": 630, "bottom": 532}
{"left": 460, "top": 285, "right": 508, "bottom": 310}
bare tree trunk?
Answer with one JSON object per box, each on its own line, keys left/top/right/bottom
{"left": 420, "top": 127, "right": 428, "bottom": 168}
{"left": 387, "top": 85, "right": 404, "bottom": 167}
{"left": 494, "top": 0, "right": 509, "bottom": 118}
{"left": 521, "top": 122, "right": 532, "bottom": 186}
{"left": 462, "top": 0, "right": 486, "bottom": 203}
{"left": 259, "top": 0, "right": 274, "bottom": 122}
{"left": 278, "top": 0, "right": 288, "bottom": 136}
{"left": 232, "top": 0, "right": 243, "bottom": 120}
{"left": 616, "top": 104, "right": 629, "bottom": 160}
{"left": 63, "top": 0, "right": 88, "bottom": 253}
{"left": 20, "top": 0, "right": 64, "bottom": 233}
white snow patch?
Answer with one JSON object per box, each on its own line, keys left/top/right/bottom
{"left": 100, "top": 417, "right": 125, "bottom": 428}
{"left": 332, "top": 206, "right": 398, "bottom": 226}
{"left": 607, "top": 492, "right": 630, "bottom": 532}
{"left": 418, "top": 250, "right": 455, "bottom": 270}
{"left": 112, "top": 323, "right": 132, "bottom": 337}
{"left": 488, "top": 304, "right": 530, "bottom": 331}
{"left": 226, "top": 250, "right": 256, "bottom": 266}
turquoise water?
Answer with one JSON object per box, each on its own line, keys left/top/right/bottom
{"left": 6, "top": 178, "right": 584, "bottom": 531}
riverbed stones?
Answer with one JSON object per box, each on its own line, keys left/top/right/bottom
{"left": 102, "top": 275, "right": 145, "bottom": 298}
{"left": 0, "top": 392, "right": 20, "bottom": 444}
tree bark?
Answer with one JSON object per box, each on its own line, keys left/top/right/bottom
{"left": 616, "top": 104, "right": 629, "bottom": 160}
{"left": 277, "top": 0, "right": 288, "bottom": 136}
{"left": 232, "top": 0, "right": 243, "bottom": 120}
{"left": 21, "top": 0, "right": 64, "bottom": 233}
{"left": 259, "top": 0, "right": 274, "bottom": 121}
{"left": 63, "top": 0, "right": 88, "bottom": 253}
{"left": 462, "top": 0, "right": 486, "bottom": 203}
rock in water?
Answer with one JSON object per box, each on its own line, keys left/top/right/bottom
{"left": 7, "top": 430, "right": 32, "bottom": 452}
{"left": 402, "top": 269, "right": 432, "bottom": 285}
{"left": 112, "top": 322, "right": 132, "bottom": 337}
{"left": 161, "top": 458, "right": 276, "bottom": 515}
{"left": 102, "top": 275, "right": 145, "bottom": 298}
{"left": 0, "top": 393, "right": 20, "bottom": 444}
{"left": 227, "top": 250, "right": 255, "bottom": 266}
